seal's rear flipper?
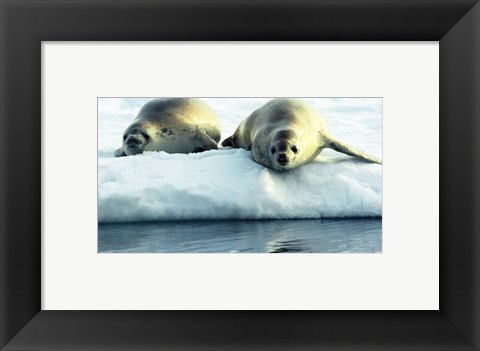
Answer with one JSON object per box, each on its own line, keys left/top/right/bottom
{"left": 194, "top": 130, "right": 219, "bottom": 152}
{"left": 221, "top": 135, "right": 234, "bottom": 147}
{"left": 325, "top": 136, "right": 382, "bottom": 164}
{"left": 114, "top": 148, "right": 126, "bottom": 157}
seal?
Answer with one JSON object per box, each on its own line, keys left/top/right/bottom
{"left": 221, "top": 98, "right": 381, "bottom": 171}
{"left": 115, "top": 98, "right": 221, "bottom": 157}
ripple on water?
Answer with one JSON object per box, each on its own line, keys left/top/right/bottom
{"left": 98, "top": 218, "right": 382, "bottom": 253}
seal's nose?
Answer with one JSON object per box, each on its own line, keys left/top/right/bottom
{"left": 277, "top": 153, "right": 288, "bottom": 163}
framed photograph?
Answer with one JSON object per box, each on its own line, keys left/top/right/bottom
{"left": 1, "top": 1, "right": 478, "bottom": 350}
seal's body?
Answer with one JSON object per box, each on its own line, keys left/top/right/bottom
{"left": 222, "top": 98, "right": 381, "bottom": 171}
{"left": 115, "top": 98, "right": 221, "bottom": 157}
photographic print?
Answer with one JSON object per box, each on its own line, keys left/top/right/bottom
{"left": 98, "top": 97, "right": 382, "bottom": 253}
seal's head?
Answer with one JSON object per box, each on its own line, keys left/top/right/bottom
{"left": 269, "top": 130, "right": 300, "bottom": 171}
{"left": 122, "top": 125, "right": 151, "bottom": 156}
{"left": 250, "top": 129, "right": 301, "bottom": 171}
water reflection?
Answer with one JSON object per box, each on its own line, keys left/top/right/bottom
{"left": 98, "top": 219, "right": 381, "bottom": 253}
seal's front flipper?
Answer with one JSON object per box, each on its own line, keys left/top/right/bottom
{"left": 194, "top": 130, "right": 219, "bottom": 152}
{"left": 114, "top": 147, "right": 126, "bottom": 157}
{"left": 325, "top": 136, "right": 382, "bottom": 164}
{"left": 221, "top": 135, "right": 234, "bottom": 147}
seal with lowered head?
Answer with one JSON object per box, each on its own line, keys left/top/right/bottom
{"left": 221, "top": 98, "right": 381, "bottom": 171}
{"left": 115, "top": 98, "right": 221, "bottom": 157}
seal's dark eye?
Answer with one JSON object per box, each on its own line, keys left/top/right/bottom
{"left": 142, "top": 134, "right": 150, "bottom": 141}
{"left": 123, "top": 135, "right": 127, "bottom": 141}
{"left": 271, "top": 147, "right": 276, "bottom": 154}
{"left": 291, "top": 145, "right": 298, "bottom": 154}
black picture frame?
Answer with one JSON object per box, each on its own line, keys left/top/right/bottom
{"left": 1, "top": 0, "right": 479, "bottom": 350}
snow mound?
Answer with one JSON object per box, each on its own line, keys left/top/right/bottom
{"left": 98, "top": 148, "right": 382, "bottom": 222}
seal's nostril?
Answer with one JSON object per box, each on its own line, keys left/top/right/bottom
{"left": 278, "top": 153, "right": 288, "bottom": 163}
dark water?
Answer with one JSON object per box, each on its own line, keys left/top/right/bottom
{"left": 98, "top": 219, "right": 381, "bottom": 253}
